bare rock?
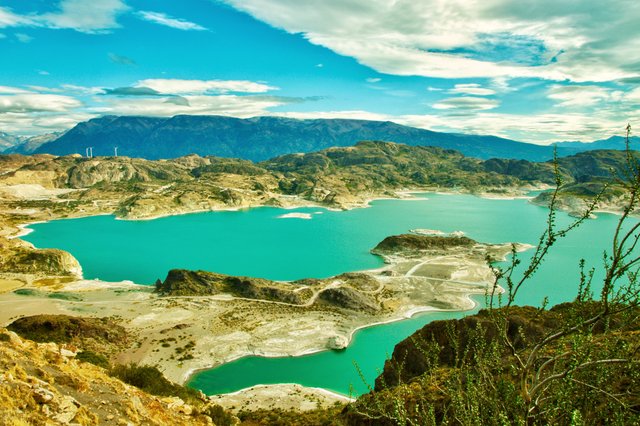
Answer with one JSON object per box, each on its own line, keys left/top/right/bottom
{"left": 53, "top": 395, "right": 79, "bottom": 424}
{"left": 33, "top": 386, "right": 54, "bottom": 404}
{"left": 327, "top": 335, "right": 348, "bottom": 350}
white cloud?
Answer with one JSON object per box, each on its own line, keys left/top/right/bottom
{"left": 271, "top": 109, "right": 636, "bottom": 145}
{"left": 433, "top": 96, "right": 499, "bottom": 111}
{"left": 627, "top": 87, "right": 640, "bottom": 103}
{"left": 15, "top": 33, "right": 33, "bottom": 43}
{"left": 136, "top": 79, "right": 278, "bottom": 94}
{"left": 547, "top": 85, "right": 619, "bottom": 108}
{"left": 35, "top": 0, "right": 128, "bottom": 33}
{"left": 401, "top": 112, "right": 636, "bottom": 144}
{"left": 449, "top": 83, "right": 496, "bottom": 96}
{"left": 26, "top": 85, "right": 63, "bottom": 93}
{"left": 0, "top": 6, "right": 32, "bottom": 28}
{"left": 61, "top": 84, "right": 104, "bottom": 95}
{"left": 366, "top": 77, "right": 381, "bottom": 83}
{"left": 0, "top": 86, "right": 32, "bottom": 94}
{"left": 0, "top": 112, "right": 95, "bottom": 135}
{"left": 0, "top": 94, "right": 82, "bottom": 113}
{"left": 222, "top": 0, "right": 640, "bottom": 82}
{"left": 276, "top": 110, "right": 392, "bottom": 122}
{"left": 137, "top": 11, "right": 207, "bottom": 31}
{"left": 91, "top": 94, "right": 289, "bottom": 118}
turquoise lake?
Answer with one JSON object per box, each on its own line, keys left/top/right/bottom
{"left": 21, "top": 193, "right": 631, "bottom": 396}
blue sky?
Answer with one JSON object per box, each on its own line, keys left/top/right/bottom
{"left": 1, "top": 0, "right": 639, "bottom": 144}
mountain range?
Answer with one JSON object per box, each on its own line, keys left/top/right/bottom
{"left": 555, "top": 135, "right": 640, "bottom": 153}
{"left": 2, "top": 115, "right": 637, "bottom": 162}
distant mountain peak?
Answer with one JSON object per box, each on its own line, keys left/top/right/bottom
{"left": 31, "top": 114, "right": 561, "bottom": 161}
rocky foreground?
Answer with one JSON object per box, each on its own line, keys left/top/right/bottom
{"left": 0, "top": 328, "right": 214, "bottom": 425}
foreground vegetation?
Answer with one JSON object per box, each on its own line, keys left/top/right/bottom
{"left": 341, "top": 127, "right": 640, "bottom": 425}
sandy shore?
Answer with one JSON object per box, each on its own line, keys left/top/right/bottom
{"left": 8, "top": 221, "right": 47, "bottom": 239}
{"left": 210, "top": 383, "right": 353, "bottom": 413}
{"left": 0, "top": 279, "right": 24, "bottom": 294}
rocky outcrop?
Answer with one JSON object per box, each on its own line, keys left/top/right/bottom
{"left": 372, "top": 234, "right": 476, "bottom": 256}
{"left": 0, "top": 328, "right": 217, "bottom": 425}
{"left": 7, "top": 315, "right": 129, "bottom": 359}
{"left": 156, "top": 269, "right": 314, "bottom": 305}
{"left": 1, "top": 247, "right": 82, "bottom": 277}
{"left": 157, "top": 269, "right": 385, "bottom": 312}
{"left": 317, "top": 287, "right": 381, "bottom": 313}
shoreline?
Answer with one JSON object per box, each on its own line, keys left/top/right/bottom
{"left": 1, "top": 187, "right": 533, "bottom": 401}
{"left": 8, "top": 221, "right": 48, "bottom": 239}
{"left": 7, "top": 186, "right": 543, "bottom": 241}
{"left": 211, "top": 382, "right": 355, "bottom": 404}
{"left": 182, "top": 286, "right": 491, "bottom": 389}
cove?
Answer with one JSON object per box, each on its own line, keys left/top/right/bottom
{"left": 21, "top": 193, "right": 634, "bottom": 396}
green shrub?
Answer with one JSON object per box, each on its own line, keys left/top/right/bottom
{"left": 76, "top": 350, "right": 110, "bottom": 368}
{"left": 203, "top": 404, "right": 235, "bottom": 426}
{"left": 109, "top": 363, "right": 201, "bottom": 404}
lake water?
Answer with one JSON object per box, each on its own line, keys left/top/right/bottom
{"left": 22, "top": 193, "right": 630, "bottom": 396}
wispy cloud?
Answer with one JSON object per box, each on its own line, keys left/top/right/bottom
{"left": 137, "top": 11, "right": 207, "bottom": 31}
{"left": 449, "top": 84, "right": 495, "bottom": 96}
{"left": 433, "top": 96, "right": 500, "bottom": 111}
{"left": 223, "top": 0, "right": 640, "bottom": 82}
{"left": 91, "top": 94, "right": 289, "bottom": 117}
{"left": 0, "top": 1, "right": 128, "bottom": 34}
{"left": 136, "top": 79, "right": 277, "bottom": 94}
{"left": 15, "top": 33, "right": 33, "bottom": 43}
{"left": 108, "top": 53, "right": 136, "bottom": 66}
{"left": 0, "top": 6, "right": 33, "bottom": 28}
{"left": 274, "top": 109, "right": 636, "bottom": 144}
{"left": 547, "top": 85, "right": 620, "bottom": 108}
{"left": 0, "top": 94, "right": 82, "bottom": 113}
{"left": 39, "top": 0, "right": 129, "bottom": 33}
{"left": 0, "top": 86, "right": 33, "bottom": 94}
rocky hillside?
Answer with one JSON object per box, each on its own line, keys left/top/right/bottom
{"left": 343, "top": 303, "right": 640, "bottom": 425}
{"left": 33, "top": 115, "right": 560, "bottom": 161}
{"left": 372, "top": 234, "right": 475, "bottom": 256}
{"left": 157, "top": 269, "right": 382, "bottom": 313}
{"left": 0, "top": 131, "right": 22, "bottom": 152}
{"left": 0, "top": 328, "right": 222, "bottom": 425}
{"left": 1, "top": 141, "right": 546, "bottom": 226}
{"left": 2, "top": 132, "right": 62, "bottom": 155}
